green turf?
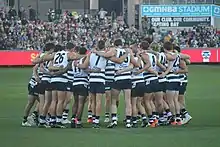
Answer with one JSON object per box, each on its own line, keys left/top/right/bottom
{"left": 0, "top": 65, "right": 220, "bottom": 147}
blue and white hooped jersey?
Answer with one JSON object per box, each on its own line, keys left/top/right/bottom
{"left": 114, "top": 48, "right": 131, "bottom": 81}
{"left": 132, "top": 56, "right": 145, "bottom": 87}
{"left": 67, "top": 63, "right": 74, "bottom": 83}
{"left": 72, "top": 58, "right": 88, "bottom": 86}
{"left": 156, "top": 52, "right": 167, "bottom": 73}
{"left": 51, "top": 50, "right": 69, "bottom": 83}
{"left": 157, "top": 52, "right": 167, "bottom": 83}
{"left": 166, "top": 52, "right": 181, "bottom": 83}
{"left": 105, "top": 60, "right": 115, "bottom": 83}
{"left": 143, "top": 53, "right": 158, "bottom": 83}
{"left": 41, "top": 61, "right": 51, "bottom": 82}
{"left": 179, "top": 74, "right": 188, "bottom": 83}
{"left": 89, "top": 52, "right": 107, "bottom": 83}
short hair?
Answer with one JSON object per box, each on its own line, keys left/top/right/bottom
{"left": 66, "top": 42, "right": 75, "bottom": 50}
{"left": 163, "top": 42, "right": 173, "bottom": 51}
{"left": 140, "top": 41, "right": 149, "bottom": 50}
{"left": 79, "top": 47, "right": 87, "bottom": 55}
{"left": 143, "top": 37, "right": 153, "bottom": 44}
{"left": 174, "top": 45, "right": 181, "bottom": 53}
{"left": 54, "top": 45, "right": 63, "bottom": 52}
{"left": 44, "top": 43, "right": 55, "bottom": 52}
{"left": 98, "top": 40, "right": 105, "bottom": 50}
{"left": 114, "top": 39, "right": 123, "bottom": 46}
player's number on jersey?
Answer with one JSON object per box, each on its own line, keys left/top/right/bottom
{"left": 152, "top": 55, "right": 156, "bottom": 67}
{"left": 173, "top": 56, "right": 180, "bottom": 67}
{"left": 95, "top": 56, "right": 101, "bottom": 66}
{"left": 119, "top": 51, "right": 128, "bottom": 63}
{"left": 55, "top": 53, "right": 65, "bottom": 64}
{"left": 160, "top": 55, "right": 165, "bottom": 65}
{"left": 45, "top": 61, "right": 50, "bottom": 68}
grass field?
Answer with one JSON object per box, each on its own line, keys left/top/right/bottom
{"left": 0, "top": 65, "right": 220, "bottom": 147}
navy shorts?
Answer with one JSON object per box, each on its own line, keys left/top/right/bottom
{"left": 179, "top": 82, "right": 187, "bottom": 95}
{"left": 105, "top": 81, "right": 113, "bottom": 91}
{"left": 41, "top": 80, "right": 53, "bottom": 91}
{"left": 157, "top": 82, "right": 167, "bottom": 92}
{"left": 131, "top": 82, "right": 145, "bottom": 97}
{"left": 28, "top": 83, "right": 39, "bottom": 96}
{"left": 73, "top": 84, "right": 88, "bottom": 97}
{"left": 166, "top": 82, "right": 180, "bottom": 91}
{"left": 112, "top": 79, "right": 132, "bottom": 90}
{"left": 89, "top": 82, "right": 105, "bottom": 94}
{"left": 66, "top": 82, "right": 73, "bottom": 92}
{"left": 36, "top": 82, "right": 45, "bottom": 95}
{"left": 145, "top": 79, "right": 160, "bottom": 93}
{"left": 51, "top": 82, "right": 68, "bottom": 91}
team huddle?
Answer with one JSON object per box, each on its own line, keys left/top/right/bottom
{"left": 22, "top": 38, "right": 192, "bottom": 129}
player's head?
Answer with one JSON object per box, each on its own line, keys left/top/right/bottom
{"left": 44, "top": 43, "right": 55, "bottom": 53}
{"left": 174, "top": 45, "right": 181, "bottom": 53}
{"left": 97, "top": 40, "right": 105, "bottom": 51}
{"left": 54, "top": 45, "right": 64, "bottom": 52}
{"left": 143, "top": 37, "right": 153, "bottom": 44}
{"left": 130, "top": 43, "right": 138, "bottom": 53}
{"left": 66, "top": 42, "right": 75, "bottom": 52}
{"left": 163, "top": 41, "right": 173, "bottom": 51}
{"left": 114, "top": 39, "right": 123, "bottom": 47}
{"left": 151, "top": 42, "right": 160, "bottom": 52}
{"left": 75, "top": 46, "right": 87, "bottom": 55}
{"left": 140, "top": 41, "right": 149, "bottom": 50}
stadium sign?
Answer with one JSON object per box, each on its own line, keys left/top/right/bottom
{"left": 212, "top": 5, "right": 220, "bottom": 18}
{"left": 149, "top": 17, "right": 211, "bottom": 27}
{"left": 141, "top": 5, "right": 212, "bottom": 17}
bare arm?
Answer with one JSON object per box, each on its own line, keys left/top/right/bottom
{"left": 175, "top": 60, "right": 188, "bottom": 74}
{"left": 33, "top": 64, "right": 41, "bottom": 83}
{"left": 52, "top": 62, "right": 72, "bottom": 75}
{"left": 130, "top": 54, "right": 141, "bottom": 67}
{"left": 68, "top": 52, "right": 86, "bottom": 60}
{"left": 116, "top": 63, "right": 134, "bottom": 74}
{"left": 157, "top": 60, "right": 166, "bottom": 71}
{"left": 48, "top": 61, "right": 64, "bottom": 71}
{"left": 184, "top": 59, "right": 191, "bottom": 65}
{"left": 180, "top": 53, "right": 190, "bottom": 60}
{"left": 138, "top": 54, "right": 151, "bottom": 73}
{"left": 165, "top": 53, "right": 176, "bottom": 61}
{"left": 93, "top": 47, "right": 115, "bottom": 58}
{"left": 108, "top": 52, "right": 128, "bottom": 64}
{"left": 42, "top": 53, "right": 55, "bottom": 62}
{"left": 76, "top": 54, "right": 90, "bottom": 69}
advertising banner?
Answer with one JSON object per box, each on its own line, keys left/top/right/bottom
{"left": 141, "top": 5, "right": 212, "bottom": 17}
{"left": 181, "top": 48, "right": 219, "bottom": 63}
{"left": 149, "top": 17, "right": 211, "bottom": 27}
{"left": 0, "top": 49, "right": 219, "bottom": 66}
{"left": 212, "top": 5, "right": 220, "bottom": 18}
{"left": 0, "top": 50, "right": 40, "bottom": 66}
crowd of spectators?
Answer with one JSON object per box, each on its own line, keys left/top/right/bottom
{"left": 0, "top": 6, "right": 220, "bottom": 50}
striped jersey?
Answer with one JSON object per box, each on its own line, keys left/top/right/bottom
{"left": 114, "top": 48, "right": 131, "bottom": 81}
{"left": 67, "top": 63, "right": 74, "bottom": 83}
{"left": 166, "top": 53, "right": 181, "bottom": 82}
{"left": 179, "top": 74, "right": 188, "bottom": 83}
{"left": 143, "top": 53, "right": 158, "bottom": 83}
{"left": 51, "top": 50, "right": 69, "bottom": 83}
{"left": 72, "top": 58, "right": 88, "bottom": 86}
{"left": 89, "top": 52, "right": 107, "bottom": 83}
{"left": 157, "top": 52, "right": 167, "bottom": 83}
{"left": 41, "top": 61, "right": 51, "bottom": 82}
{"left": 29, "top": 73, "right": 38, "bottom": 88}
{"left": 105, "top": 60, "right": 115, "bottom": 82}
{"left": 132, "top": 56, "right": 145, "bottom": 88}
{"left": 38, "top": 52, "right": 45, "bottom": 80}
